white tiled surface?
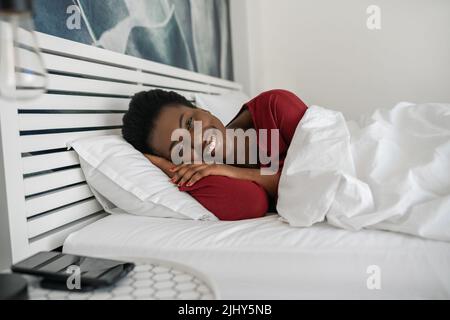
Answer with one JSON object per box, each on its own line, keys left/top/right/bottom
{"left": 28, "top": 262, "right": 216, "bottom": 300}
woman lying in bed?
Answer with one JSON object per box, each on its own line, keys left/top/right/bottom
{"left": 122, "top": 89, "right": 308, "bottom": 220}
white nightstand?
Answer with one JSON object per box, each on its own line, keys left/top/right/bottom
{"left": 26, "top": 257, "right": 219, "bottom": 300}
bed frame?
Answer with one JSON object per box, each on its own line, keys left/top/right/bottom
{"left": 0, "top": 32, "right": 242, "bottom": 270}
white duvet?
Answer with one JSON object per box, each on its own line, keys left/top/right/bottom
{"left": 277, "top": 102, "right": 450, "bottom": 241}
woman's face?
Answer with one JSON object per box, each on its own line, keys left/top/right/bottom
{"left": 149, "top": 104, "right": 227, "bottom": 162}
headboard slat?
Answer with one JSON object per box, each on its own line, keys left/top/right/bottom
{"left": 43, "top": 52, "right": 230, "bottom": 95}
{"left": 47, "top": 74, "right": 145, "bottom": 98}
{"left": 19, "top": 113, "right": 124, "bottom": 131}
{"left": 24, "top": 167, "right": 85, "bottom": 197}
{"left": 20, "top": 129, "right": 122, "bottom": 153}
{"left": 27, "top": 198, "right": 102, "bottom": 239}
{"left": 25, "top": 183, "right": 93, "bottom": 218}
{"left": 46, "top": 74, "right": 208, "bottom": 100}
{"left": 22, "top": 151, "right": 79, "bottom": 175}
{"left": 17, "top": 47, "right": 44, "bottom": 74}
{"left": 19, "top": 94, "right": 130, "bottom": 111}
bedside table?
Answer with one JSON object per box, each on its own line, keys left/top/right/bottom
{"left": 26, "top": 257, "right": 218, "bottom": 300}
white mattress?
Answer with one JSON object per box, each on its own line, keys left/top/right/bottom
{"left": 63, "top": 213, "right": 450, "bottom": 299}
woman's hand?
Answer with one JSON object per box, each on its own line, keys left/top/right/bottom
{"left": 170, "top": 163, "right": 236, "bottom": 187}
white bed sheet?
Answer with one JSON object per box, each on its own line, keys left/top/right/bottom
{"left": 63, "top": 213, "right": 450, "bottom": 299}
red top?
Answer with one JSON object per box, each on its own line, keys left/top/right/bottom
{"left": 180, "top": 89, "right": 308, "bottom": 220}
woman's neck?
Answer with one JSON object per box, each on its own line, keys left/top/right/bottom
{"left": 226, "top": 107, "right": 254, "bottom": 130}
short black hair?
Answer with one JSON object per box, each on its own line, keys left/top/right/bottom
{"left": 122, "top": 89, "right": 195, "bottom": 155}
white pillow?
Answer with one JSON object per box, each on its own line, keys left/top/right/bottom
{"left": 67, "top": 135, "right": 218, "bottom": 221}
{"left": 195, "top": 91, "right": 250, "bottom": 125}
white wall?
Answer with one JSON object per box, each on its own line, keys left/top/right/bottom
{"left": 231, "top": 0, "right": 450, "bottom": 118}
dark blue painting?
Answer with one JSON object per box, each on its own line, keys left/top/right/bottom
{"left": 33, "top": 0, "right": 234, "bottom": 80}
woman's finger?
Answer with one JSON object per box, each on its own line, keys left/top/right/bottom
{"left": 186, "top": 169, "right": 209, "bottom": 186}
{"left": 178, "top": 168, "right": 201, "bottom": 186}
{"left": 170, "top": 163, "right": 190, "bottom": 173}
{"left": 178, "top": 165, "right": 208, "bottom": 186}
{"left": 171, "top": 164, "right": 202, "bottom": 184}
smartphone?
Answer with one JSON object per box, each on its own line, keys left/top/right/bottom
{"left": 11, "top": 251, "right": 134, "bottom": 291}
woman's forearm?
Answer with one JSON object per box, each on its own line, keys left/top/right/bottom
{"left": 148, "top": 155, "right": 281, "bottom": 198}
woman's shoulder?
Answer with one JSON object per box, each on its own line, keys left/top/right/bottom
{"left": 246, "top": 89, "right": 308, "bottom": 127}
{"left": 248, "top": 89, "right": 307, "bottom": 109}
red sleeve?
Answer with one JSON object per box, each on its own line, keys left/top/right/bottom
{"left": 270, "top": 89, "right": 308, "bottom": 146}
{"left": 245, "top": 89, "right": 308, "bottom": 168}
{"left": 246, "top": 89, "right": 308, "bottom": 147}
{"left": 179, "top": 176, "right": 269, "bottom": 221}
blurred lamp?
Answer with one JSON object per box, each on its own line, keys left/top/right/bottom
{"left": 0, "top": 0, "right": 47, "bottom": 100}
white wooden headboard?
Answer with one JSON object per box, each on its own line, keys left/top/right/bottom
{"left": 0, "top": 32, "right": 242, "bottom": 270}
